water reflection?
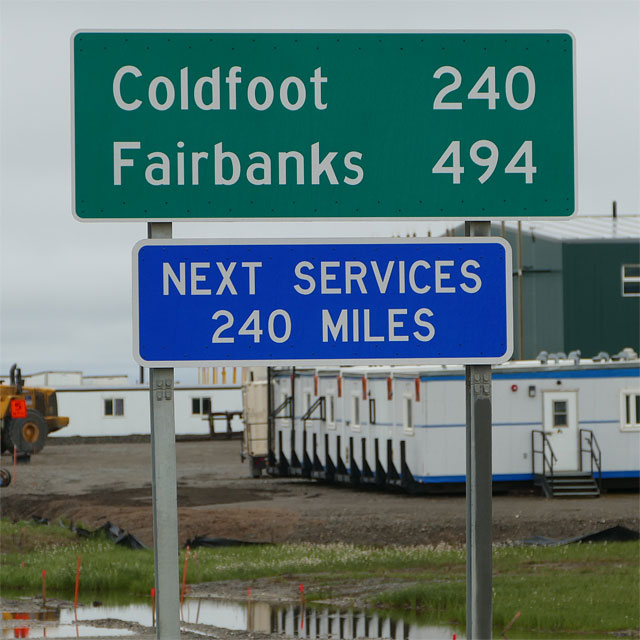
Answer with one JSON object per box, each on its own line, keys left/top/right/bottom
{"left": 180, "top": 597, "right": 463, "bottom": 639}
{"left": 1, "top": 608, "right": 135, "bottom": 638}
{"left": 2, "top": 599, "right": 461, "bottom": 639}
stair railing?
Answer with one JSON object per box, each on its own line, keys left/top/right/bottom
{"left": 531, "top": 430, "right": 557, "bottom": 493}
{"left": 270, "top": 395, "right": 292, "bottom": 419}
{"left": 301, "top": 396, "right": 326, "bottom": 426}
{"left": 579, "top": 428, "right": 602, "bottom": 492}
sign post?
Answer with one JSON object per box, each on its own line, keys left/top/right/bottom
{"left": 465, "top": 221, "right": 493, "bottom": 639}
{"left": 147, "top": 222, "right": 181, "bottom": 640}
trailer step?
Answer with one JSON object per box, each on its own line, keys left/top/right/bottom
{"left": 552, "top": 491, "right": 600, "bottom": 497}
{"left": 536, "top": 472, "right": 601, "bottom": 498}
{"left": 550, "top": 483, "right": 598, "bottom": 489}
{"left": 551, "top": 471, "right": 593, "bottom": 477}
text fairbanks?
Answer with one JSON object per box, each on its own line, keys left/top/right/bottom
{"left": 114, "top": 141, "right": 364, "bottom": 187}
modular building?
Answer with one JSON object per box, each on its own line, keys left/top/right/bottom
{"left": 447, "top": 215, "right": 639, "bottom": 360}
{"left": 259, "top": 352, "right": 640, "bottom": 496}
{"left": 17, "top": 370, "right": 243, "bottom": 438}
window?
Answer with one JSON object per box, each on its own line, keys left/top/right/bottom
{"left": 327, "top": 394, "right": 336, "bottom": 429}
{"left": 622, "top": 264, "right": 640, "bottom": 297}
{"left": 552, "top": 400, "right": 568, "bottom": 428}
{"left": 279, "top": 392, "right": 291, "bottom": 426}
{"left": 352, "top": 394, "right": 361, "bottom": 430}
{"left": 104, "top": 398, "right": 124, "bottom": 417}
{"left": 403, "top": 395, "right": 414, "bottom": 434}
{"left": 621, "top": 391, "right": 640, "bottom": 431}
{"left": 369, "top": 398, "right": 376, "bottom": 425}
{"left": 191, "top": 397, "right": 211, "bottom": 415}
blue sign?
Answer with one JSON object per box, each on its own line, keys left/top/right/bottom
{"left": 133, "top": 238, "right": 513, "bottom": 366}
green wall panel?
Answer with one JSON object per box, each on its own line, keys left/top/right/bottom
{"left": 562, "top": 242, "right": 640, "bottom": 357}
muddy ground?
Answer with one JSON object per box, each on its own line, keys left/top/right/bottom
{"left": 1, "top": 437, "right": 638, "bottom": 639}
{"left": 1, "top": 438, "right": 638, "bottom": 547}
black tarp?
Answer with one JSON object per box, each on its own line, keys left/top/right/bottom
{"left": 518, "top": 525, "right": 639, "bottom": 546}
{"left": 185, "top": 535, "right": 267, "bottom": 549}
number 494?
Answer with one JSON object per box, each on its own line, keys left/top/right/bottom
{"left": 432, "top": 140, "right": 536, "bottom": 184}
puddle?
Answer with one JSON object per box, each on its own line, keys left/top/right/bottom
{"left": 1, "top": 627, "right": 133, "bottom": 638}
{"left": 181, "top": 597, "right": 464, "bottom": 638}
{"left": 1, "top": 609, "right": 136, "bottom": 638}
{"left": 2, "top": 599, "right": 463, "bottom": 638}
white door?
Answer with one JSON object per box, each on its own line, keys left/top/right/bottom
{"left": 543, "top": 391, "right": 579, "bottom": 471}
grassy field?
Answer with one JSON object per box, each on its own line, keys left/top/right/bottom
{"left": 1, "top": 518, "right": 638, "bottom": 636}
{"left": 374, "top": 542, "right": 640, "bottom": 634}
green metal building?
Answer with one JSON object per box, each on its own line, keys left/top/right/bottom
{"left": 453, "top": 215, "right": 640, "bottom": 360}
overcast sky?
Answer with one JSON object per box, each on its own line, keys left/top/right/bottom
{"left": 1, "top": 0, "right": 638, "bottom": 382}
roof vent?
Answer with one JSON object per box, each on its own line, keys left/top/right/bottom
{"left": 611, "top": 347, "right": 638, "bottom": 361}
{"left": 567, "top": 350, "right": 581, "bottom": 364}
{"left": 592, "top": 351, "right": 610, "bottom": 362}
{"left": 536, "top": 350, "right": 549, "bottom": 364}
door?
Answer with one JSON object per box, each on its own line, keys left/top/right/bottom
{"left": 543, "top": 391, "right": 578, "bottom": 471}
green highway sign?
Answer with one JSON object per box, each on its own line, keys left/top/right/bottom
{"left": 72, "top": 32, "right": 575, "bottom": 221}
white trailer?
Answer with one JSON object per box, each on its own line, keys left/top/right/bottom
{"left": 241, "top": 381, "right": 269, "bottom": 477}
{"left": 253, "top": 352, "right": 640, "bottom": 496}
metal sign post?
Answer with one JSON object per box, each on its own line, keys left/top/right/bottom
{"left": 465, "top": 220, "right": 493, "bottom": 639}
{"left": 147, "top": 222, "right": 181, "bottom": 640}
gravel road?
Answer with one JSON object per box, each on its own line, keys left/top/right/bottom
{"left": 1, "top": 438, "right": 638, "bottom": 547}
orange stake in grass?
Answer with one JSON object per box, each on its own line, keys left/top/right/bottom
{"left": 151, "top": 588, "right": 156, "bottom": 626}
{"left": 74, "top": 556, "right": 82, "bottom": 611}
{"left": 41, "top": 569, "right": 47, "bottom": 605}
{"left": 180, "top": 546, "right": 191, "bottom": 608}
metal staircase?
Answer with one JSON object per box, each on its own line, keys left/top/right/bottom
{"left": 531, "top": 429, "right": 602, "bottom": 498}
{"left": 541, "top": 471, "right": 600, "bottom": 497}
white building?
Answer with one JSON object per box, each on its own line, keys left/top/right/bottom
{"left": 20, "top": 370, "right": 243, "bottom": 438}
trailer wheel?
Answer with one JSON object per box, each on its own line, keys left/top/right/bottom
{"left": 249, "top": 458, "right": 262, "bottom": 479}
{"left": 0, "top": 468, "right": 11, "bottom": 487}
{"left": 8, "top": 410, "right": 48, "bottom": 454}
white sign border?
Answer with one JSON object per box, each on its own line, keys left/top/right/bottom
{"left": 132, "top": 236, "right": 514, "bottom": 367}
{"left": 72, "top": 29, "right": 577, "bottom": 223}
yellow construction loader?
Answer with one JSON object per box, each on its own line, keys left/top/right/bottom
{"left": 0, "top": 364, "right": 69, "bottom": 455}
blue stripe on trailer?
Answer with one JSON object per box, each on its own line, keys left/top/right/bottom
{"left": 295, "top": 419, "right": 618, "bottom": 428}
{"left": 415, "top": 423, "right": 466, "bottom": 429}
{"left": 415, "top": 421, "right": 544, "bottom": 429}
{"left": 359, "top": 420, "right": 616, "bottom": 428}
{"left": 412, "top": 470, "right": 639, "bottom": 483}
{"left": 420, "top": 367, "right": 639, "bottom": 382}
{"left": 494, "top": 368, "right": 640, "bottom": 380}
{"left": 601, "top": 470, "right": 640, "bottom": 479}
{"left": 414, "top": 473, "right": 535, "bottom": 483}
{"left": 494, "top": 421, "right": 543, "bottom": 427}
